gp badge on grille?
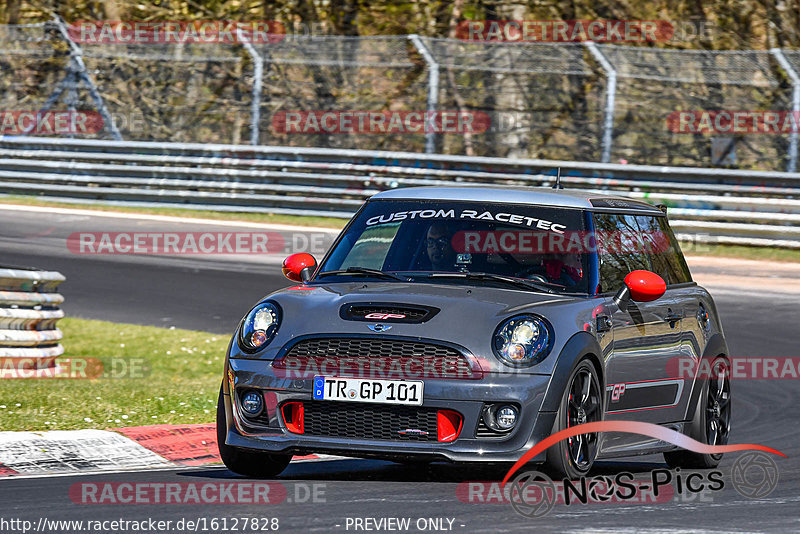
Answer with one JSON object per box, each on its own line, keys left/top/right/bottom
{"left": 398, "top": 428, "right": 429, "bottom": 436}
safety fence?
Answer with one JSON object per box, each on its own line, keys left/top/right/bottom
{"left": 0, "top": 266, "right": 65, "bottom": 375}
{"left": 0, "top": 136, "right": 798, "bottom": 249}
{"left": 2, "top": 20, "right": 800, "bottom": 171}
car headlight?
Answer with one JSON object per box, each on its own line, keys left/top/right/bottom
{"left": 492, "top": 315, "right": 552, "bottom": 367}
{"left": 239, "top": 301, "right": 281, "bottom": 352}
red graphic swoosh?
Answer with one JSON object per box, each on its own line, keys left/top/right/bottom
{"left": 501, "top": 420, "right": 785, "bottom": 487}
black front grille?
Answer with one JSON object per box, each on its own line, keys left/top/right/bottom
{"left": 303, "top": 401, "right": 438, "bottom": 441}
{"left": 278, "top": 337, "right": 476, "bottom": 380}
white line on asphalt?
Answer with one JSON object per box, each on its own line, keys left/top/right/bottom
{"left": 0, "top": 456, "right": 352, "bottom": 480}
{"left": 0, "top": 203, "right": 342, "bottom": 234}
{"left": 0, "top": 464, "right": 205, "bottom": 481}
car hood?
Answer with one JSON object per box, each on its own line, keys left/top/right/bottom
{"left": 236, "top": 280, "right": 597, "bottom": 374}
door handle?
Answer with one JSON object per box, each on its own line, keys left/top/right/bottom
{"left": 665, "top": 312, "right": 684, "bottom": 325}
{"left": 596, "top": 315, "right": 613, "bottom": 332}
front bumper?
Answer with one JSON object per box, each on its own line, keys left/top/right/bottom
{"left": 222, "top": 357, "right": 556, "bottom": 463}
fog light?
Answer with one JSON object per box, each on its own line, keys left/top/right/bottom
{"left": 241, "top": 390, "right": 263, "bottom": 416}
{"left": 496, "top": 405, "right": 518, "bottom": 430}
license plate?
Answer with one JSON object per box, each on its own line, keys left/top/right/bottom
{"left": 312, "top": 376, "right": 424, "bottom": 406}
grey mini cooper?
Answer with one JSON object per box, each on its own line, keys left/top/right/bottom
{"left": 217, "top": 186, "right": 731, "bottom": 479}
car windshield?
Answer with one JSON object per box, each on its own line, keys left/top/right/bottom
{"left": 318, "top": 199, "right": 591, "bottom": 294}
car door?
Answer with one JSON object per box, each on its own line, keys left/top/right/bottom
{"left": 640, "top": 214, "right": 700, "bottom": 422}
{"left": 594, "top": 213, "right": 688, "bottom": 429}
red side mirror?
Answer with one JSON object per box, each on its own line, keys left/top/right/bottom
{"left": 282, "top": 253, "right": 317, "bottom": 283}
{"left": 624, "top": 270, "right": 666, "bottom": 302}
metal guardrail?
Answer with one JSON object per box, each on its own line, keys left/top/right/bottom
{"left": 0, "top": 267, "right": 65, "bottom": 375}
{"left": 0, "top": 136, "right": 798, "bottom": 248}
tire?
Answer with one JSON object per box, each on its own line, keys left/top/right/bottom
{"left": 544, "top": 359, "right": 603, "bottom": 479}
{"left": 216, "top": 386, "right": 292, "bottom": 478}
{"left": 664, "top": 357, "right": 731, "bottom": 469}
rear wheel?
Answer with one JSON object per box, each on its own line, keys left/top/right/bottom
{"left": 216, "top": 386, "right": 292, "bottom": 478}
{"left": 544, "top": 359, "right": 602, "bottom": 479}
{"left": 664, "top": 357, "right": 731, "bottom": 469}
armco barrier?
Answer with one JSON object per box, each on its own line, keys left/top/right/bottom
{"left": 0, "top": 267, "right": 65, "bottom": 373}
{"left": 0, "top": 136, "right": 798, "bottom": 248}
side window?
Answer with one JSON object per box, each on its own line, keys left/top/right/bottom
{"left": 593, "top": 213, "right": 650, "bottom": 293}
{"left": 634, "top": 215, "right": 692, "bottom": 285}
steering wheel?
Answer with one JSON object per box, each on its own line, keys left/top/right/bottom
{"left": 517, "top": 266, "right": 549, "bottom": 283}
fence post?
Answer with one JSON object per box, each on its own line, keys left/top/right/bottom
{"left": 238, "top": 28, "right": 263, "bottom": 146}
{"left": 584, "top": 41, "right": 616, "bottom": 164}
{"left": 51, "top": 16, "right": 122, "bottom": 141}
{"left": 770, "top": 48, "right": 800, "bottom": 173}
{"left": 408, "top": 35, "right": 439, "bottom": 154}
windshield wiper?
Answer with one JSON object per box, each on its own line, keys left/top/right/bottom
{"left": 315, "top": 267, "right": 405, "bottom": 281}
{"left": 426, "top": 272, "right": 556, "bottom": 294}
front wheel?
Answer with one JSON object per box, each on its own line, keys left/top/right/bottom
{"left": 544, "top": 359, "right": 603, "bottom": 479}
{"left": 216, "top": 386, "right": 292, "bottom": 478}
{"left": 664, "top": 357, "right": 731, "bottom": 469}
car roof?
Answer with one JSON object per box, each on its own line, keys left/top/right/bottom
{"left": 370, "top": 185, "right": 661, "bottom": 213}
{"left": 370, "top": 185, "right": 663, "bottom": 213}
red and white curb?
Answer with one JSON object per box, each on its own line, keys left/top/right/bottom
{"left": 0, "top": 424, "right": 343, "bottom": 478}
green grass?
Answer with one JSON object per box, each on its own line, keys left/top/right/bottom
{"left": 680, "top": 241, "right": 800, "bottom": 263}
{"left": 0, "top": 195, "right": 347, "bottom": 229}
{"left": 0, "top": 318, "right": 230, "bottom": 431}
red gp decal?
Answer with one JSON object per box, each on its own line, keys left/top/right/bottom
{"left": 610, "top": 383, "right": 626, "bottom": 402}
{"left": 364, "top": 313, "right": 407, "bottom": 320}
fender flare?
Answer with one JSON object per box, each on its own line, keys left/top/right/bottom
{"left": 540, "top": 331, "right": 605, "bottom": 413}
{"left": 684, "top": 333, "right": 729, "bottom": 422}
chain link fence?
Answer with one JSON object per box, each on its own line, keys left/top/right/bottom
{"left": 1, "top": 19, "right": 800, "bottom": 171}
{"left": 254, "top": 35, "right": 429, "bottom": 152}
{"left": 599, "top": 46, "right": 790, "bottom": 170}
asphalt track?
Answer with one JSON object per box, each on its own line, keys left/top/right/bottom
{"left": 1, "top": 206, "right": 799, "bottom": 533}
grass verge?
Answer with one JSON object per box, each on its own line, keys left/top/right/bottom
{"left": 0, "top": 318, "right": 228, "bottom": 431}
{"left": 0, "top": 195, "right": 348, "bottom": 229}
{"left": 680, "top": 241, "right": 800, "bottom": 263}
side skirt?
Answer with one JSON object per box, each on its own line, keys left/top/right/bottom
{"left": 596, "top": 422, "right": 686, "bottom": 459}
